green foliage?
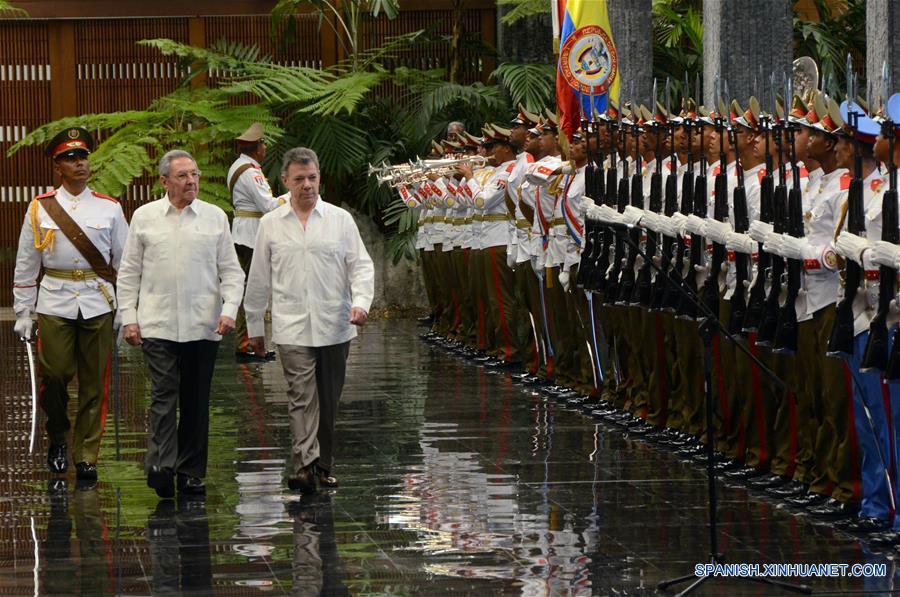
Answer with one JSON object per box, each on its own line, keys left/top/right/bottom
{"left": 7, "top": 88, "right": 279, "bottom": 210}
{"left": 652, "top": 0, "right": 703, "bottom": 106}
{"left": 793, "top": 0, "right": 866, "bottom": 95}
{"left": 496, "top": 0, "right": 549, "bottom": 25}
{"left": 491, "top": 62, "right": 556, "bottom": 114}
{"left": 0, "top": 0, "right": 27, "bottom": 17}
{"left": 271, "top": 0, "right": 400, "bottom": 70}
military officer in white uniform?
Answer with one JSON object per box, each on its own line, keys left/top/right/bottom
{"left": 229, "top": 122, "right": 281, "bottom": 362}
{"left": 13, "top": 127, "right": 129, "bottom": 482}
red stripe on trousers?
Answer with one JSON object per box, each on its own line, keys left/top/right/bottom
{"left": 655, "top": 314, "right": 668, "bottom": 425}
{"left": 488, "top": 247, "right": 512, "bottom": 361}
{"left": 842, "top": 363, "right": 862, "bottom": 502}
{"left": 748, "top": 333, "right": 769, "bottom": 467}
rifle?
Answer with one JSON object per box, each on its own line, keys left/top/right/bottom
{"left": 701, "top": 79, "right": 728, "bottom": 318}
{"left": 654, "top": 86, "right": 679, "bottom": 311}
{"left": 637, "top": 100, "right": 663, "bottom": 307}
{"left": 756, "top": 92, "right": 788, "bottom": 347}
{"left": 742, "top": 100, "right": 775, "bottom": 333}
{"left": 577, "top": 100, "right": 599, "bottom": 288}
{"left": 883, "top": 114, "right": 900, "bottom": 377}
{"left": 773, "top": 78, "right": 804, "bottom": 354}
{"left": 589, "top": 112, "right": 617, "bottom": 293}
{"left": 617, "top": 109, "right": 643, "bottom": 304}
{"left": 827, "top": 63, "right": 864, "bottom": 357}
{"left": 665, "top": 105, "right": 696, "bottom": 314}
{"left": 867, "top": 65, "right": 897, "bottom": 372}
{"left": 604, "top": 110, "right": 629, "bottom": 304}
{"left": 678, "top": 79, "right": 706, "bottom": 320}
{"left": 728, "top": 100, "right": 750, "bottom": 336}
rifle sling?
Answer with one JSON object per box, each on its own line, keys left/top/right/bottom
{"left": 39, "top": 195, "right": 116, "bottom": 286}
{"left": 228, "top": 163, "right": 254, "bottom": 194}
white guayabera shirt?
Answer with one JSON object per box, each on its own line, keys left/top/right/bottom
{"left": 116, "top": 195, "right": 246, "bottom": 342}
{"left": 244, "top": 196, "right": 375, "bottom": 347}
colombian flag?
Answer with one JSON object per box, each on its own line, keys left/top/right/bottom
{"left": 554, "top": 0, "right": 620, "bottom": 139}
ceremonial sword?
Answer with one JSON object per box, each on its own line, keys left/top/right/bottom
{"left": 22, "top": 338, "right": 37, "bottom": 454}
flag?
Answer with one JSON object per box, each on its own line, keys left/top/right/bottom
{"left": 555, "top": 0, "right": 620, "bottom": 139}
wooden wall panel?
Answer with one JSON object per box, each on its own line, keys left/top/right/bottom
{"left": 74, "top": 19, "right": 191, "bottom": 114}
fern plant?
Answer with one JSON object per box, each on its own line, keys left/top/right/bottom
{"left": 0, "top": 0, "right": 27, "bottom": 17}
{"left": 491, "top": 63, "right": 555, "bottom": 114}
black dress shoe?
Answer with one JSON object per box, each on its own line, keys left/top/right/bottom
{"left": 868, "top": 530, "right": 900, "bottom": 545}
{"left": 808, "top": 498, "right": 859, "bottom": 519}
{"left": 147, "top": 466, "right": 175, "bottom": 499}
{"left": 766, "top": 480, "right": 808, "bottom": 498}
{"left": 784, "top": 491, "right": 829, "bottom": 509}
{"left": 47, "top": 478, "right": 68, "bottom": 495}
{"left": 235, "top": 351, "right": 275, "bottom": 364}
{"left": 177, "top": 474, "right": 206, "bottom": 496}
{"left": 288, "top": 467, "right": 317, "bottom": 495}
{"left": 315, "top": 465, "right": 339, "bottom": 488}
{"left": 838, "top": 516, "right": 891, "bottom": 533}
{"left": 746, "top": 473, "right": 789, "bottom": 490}
{"left": 47, "top": 443, "right": 67, "bottom": 473}
{"left": 75, "top": 461, "right": 97, "bottom": 481}
{"left": 724, "top": 466, "right": 766, "bottom": 480}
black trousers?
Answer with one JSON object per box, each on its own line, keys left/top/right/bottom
{"left": 142, "top": 338, "right": 219, "bottom": 478}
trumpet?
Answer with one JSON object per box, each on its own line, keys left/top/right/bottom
{"left": 369, "top": 155, "right": 487, "bottom": 187}
{"left": 417, "top": 156, "right": 487, "bottom": 170}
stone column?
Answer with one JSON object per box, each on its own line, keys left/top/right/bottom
{"left": 608, "top": 0, "right": 653, "bottom": 106}
{"left": 703, "top": 0, "right": 792, "bottom": 110}
{"left": 496, "top": 6, "right": 552, "bottom": 64}
{"left": 867, "top": 0, "right": 900, "bottom": 105}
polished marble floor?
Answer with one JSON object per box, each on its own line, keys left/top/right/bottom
{"left": 1, "top": 320, "right": 899, "bottom": 595}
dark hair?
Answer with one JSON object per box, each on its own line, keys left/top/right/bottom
{"left": 281, "top": 147, "right": 320, "bottom": 176}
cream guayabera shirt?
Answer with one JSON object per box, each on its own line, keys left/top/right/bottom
{"left": 116, "top": 195, "right": 245, "bottom": 342}
{"left": 244, "top": 197, "right": 375, "bottom": 347}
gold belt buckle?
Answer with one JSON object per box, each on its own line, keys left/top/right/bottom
{"left": 73, "top": 269, "right": 84, "bottom": 281}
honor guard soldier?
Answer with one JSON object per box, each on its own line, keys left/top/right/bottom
{"left": 229, "top": 122, "right": 281, "bottom": 362}
{"left": 12, "top": 127, "right": 129, "bottom": 482}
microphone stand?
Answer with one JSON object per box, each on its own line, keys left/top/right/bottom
{"left": 595, "top": 219, "right": 810, "bottom": 596}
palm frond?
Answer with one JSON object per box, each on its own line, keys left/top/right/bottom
{"left": 300, "top": 117, "right": 371, "bottom": 180}
{"left": 496, "top": 0, "right": 549, "bottom": 25}
{"left": 0, "top": 0, "right": 27, "bottom": 17}
{"left": 491, "top": 62, "right": 555, "bottom": 113}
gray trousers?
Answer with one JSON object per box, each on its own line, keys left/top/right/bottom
{"left": 278, "top": 341, "right": 351, "bottom": 475}
{"left": 142, "top": 338, "right": 219, "bottom": 478}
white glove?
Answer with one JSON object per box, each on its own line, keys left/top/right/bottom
{"left": 14, "top": 311, "right": 33, "bottom": 340}
{"left": 507, "top": 245, "right": 517, "bottom": 269}
{"left": 834, "top": 231, "right": 869, "bottom": 265}
{"left": 725, "top": 231, "right": 755, "bottom": 255}
{"left": 622, "top": 205, "right": 644, "bottom": 227}
{"left": 704, "top": 220, "right": 732, "bottom": 245}
{"left": 596, "top": 204, "right": 623, "bottom": 224}
{"left": 870, "top": 240, "right": 900, "bottom": 269}
{"left": 684, "top": 214, "right": 706, "bottom": 235}
{"left": 579, "top": 196, "right": 596, "bottom": 214}
{"left": 656, "top": 215, "right": 678, "bottom": 238}
{"left": 670, "top": 212, "right": 689, "bottom": 236}
{"left": 642, "top": 210, "right": 661, "bottom": 232}
{"left": 763, "top": 230, "right": 784, "bottom": 256}
{"left": 559, "top": 269, "right": 571, "bottom": 292}
{"left": 748, "top": 220, "right": 774, "bottom": 243}
{"left": 558, "top": 161, "right": 576, "bottom": 175}
{"left": 780, "top": 235, "right": 811, "bottom": 261}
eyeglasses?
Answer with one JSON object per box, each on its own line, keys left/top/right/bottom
{"left": 166, "top": 171, "right": 202, "bottom": 182}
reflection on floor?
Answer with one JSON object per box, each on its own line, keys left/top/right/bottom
{"left": 0, "top": 320, "right": 896, "bottom": 595}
